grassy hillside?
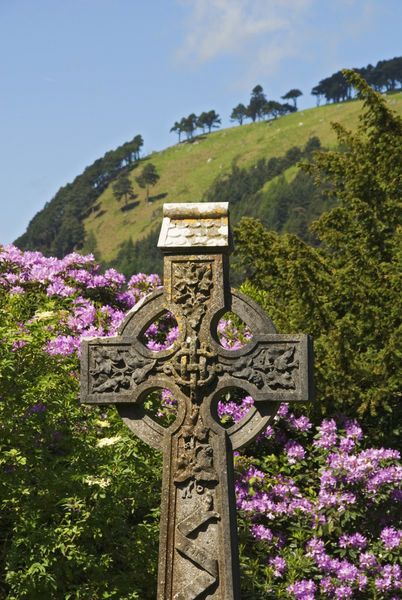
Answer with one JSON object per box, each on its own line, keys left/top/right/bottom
{"left": 84, "top": 93, "right": 402, "bottom": 262}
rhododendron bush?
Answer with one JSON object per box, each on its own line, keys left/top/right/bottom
{"left": 0, "top": 246, "right": 400, "bottom": 599}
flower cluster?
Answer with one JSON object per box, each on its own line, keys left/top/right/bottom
{"left": 217, "top": 315, "right": 252, "bottom": 349}
{"left": 0, "top": 245, "right": 161, "bottom": 356}
{"left": 235, "top": 405, "right": 401, "bottom": 598}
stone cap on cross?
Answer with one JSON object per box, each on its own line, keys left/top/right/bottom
{"left": 158, "top": 202, "right": 231, "bottom": 251}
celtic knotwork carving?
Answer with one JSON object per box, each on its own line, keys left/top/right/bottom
{"left": 174, "top": 406, "right": 218, "bottom": 497}
{"left": 90, "top": 346, "right": 156, "bottom": 393}
{"left": 232, "top": 345, "right": 299, "bottom": 390}
{"left": 159, "top": 339, "right": 222, "bottom": 391}
{"left": 172, "top": 261, "right": 213, "bottom": 329}
{"left": 174, "top": 492, "right": 220, "bottom": 600}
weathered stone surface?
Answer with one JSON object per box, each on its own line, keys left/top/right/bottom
{"left": 80, "top": 202, "right": 314, "bottom": 599}
{"left": 158, "top": 202, "right": 230, "bottom": 250}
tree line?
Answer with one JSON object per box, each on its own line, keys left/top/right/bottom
{"left": 170, "top": 110, "right": 221, "bottom": 141}
{"left": 170, "top": 87, "right": 300, "bottom": 140}
{"left": 170, "top": 56, "right": 402, "bottom": 140}
{"left": 311, "top": 56, "right": 402, "bottom": 104}
{"left": 230, "top": 85, "right": 300, "bottom": 125}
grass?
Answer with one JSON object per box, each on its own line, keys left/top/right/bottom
{"left": 84, "top": 93, "right": 402, "bottom": 262}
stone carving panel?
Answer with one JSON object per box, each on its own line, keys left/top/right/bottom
{"left": 231, "top": 344, "right": 299, "bottom": 390}
{"left": 89, "top": 346, "right": 156, "bottom": 394}
{"left": 172, "top": 261, "right": 213, "bottom": 329}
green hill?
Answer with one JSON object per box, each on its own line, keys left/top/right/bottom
{"left": 16, "top": 93, "right": 402, "bottom": 268}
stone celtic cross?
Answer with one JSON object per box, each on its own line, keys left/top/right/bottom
{"left": 80, "top": 202, "right": 314, "bottom": 599}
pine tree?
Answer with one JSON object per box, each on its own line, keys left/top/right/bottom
{"left": 136, "top": 163, "right": 160, "bottom": 203}
{"left": 112, "top": 172, "right": 134, "bottom": 206}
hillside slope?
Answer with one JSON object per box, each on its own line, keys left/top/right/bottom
{"left": 84, "top": 93, "right": 402, "bottom": 262}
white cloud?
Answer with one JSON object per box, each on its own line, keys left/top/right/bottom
{"left": 177, "top": 0, "right": 314, "bottom": 75}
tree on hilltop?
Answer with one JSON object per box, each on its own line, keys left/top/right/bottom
{"left": 262, "top": 100, "right": 283, "bottom": 120}
{"left": 281, "top": 88, "right": 303, "bottom": 108}
{"left": 230, "top": 103, "right": 248, "bottom": 125}
{"left": 248, "top": 84, "right": 267, "bottom": 122}
{"left": 198, "top": 110, "right": 221, "bottom": 133}
{"left": 182, "top": 113, "right": 198, "bottom": 140}
{"left": 136, "top": 163, "right": 160, "bottom": 203}
{"left": 170, "top": 121, "right": 183, "bottom": 143}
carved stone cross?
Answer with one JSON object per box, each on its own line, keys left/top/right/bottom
{"left": 80, "top": 202, "right": 314, "bottom": 599}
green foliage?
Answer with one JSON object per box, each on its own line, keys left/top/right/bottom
{"left": 112, "top": 172, "right": 134, "bottom": 206}
{"left": 282, "top": 88, "right": 303, "bottom": 108}
{"left": 205, "top": 137, "right": 323, "bottom": 234}
{"left": 234, "top": 72, "right": 402, "bottom": 442}
{"left": 248, "top": 84, "right": 267, "bottom": 122}
{"left": 80, "top": 230, "right": 100, "bottom": 260}
{"left": 230, "top": 103, "right": 248, "bottom": 125}
{"left": 135, "top": 163, "right": 160, "bottom": 203}
{"left": 0, "top": 287, "right": 161, "bottom": 598}
{"left": 197, "top": 110, "right": 221, "bottom": 133}
{"left": 110, "top": 230, "right": 162, "bottom": 277}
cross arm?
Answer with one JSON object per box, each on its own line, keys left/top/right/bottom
{"left": 80, "top": 337, "right": 162, "bottom": 405}
{"left": 214, "top": 333, "right": 314, "bottom": 403}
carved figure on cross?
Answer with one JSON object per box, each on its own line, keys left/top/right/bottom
{"left": 80, "top": 202, "right": 314, "bottom": 600}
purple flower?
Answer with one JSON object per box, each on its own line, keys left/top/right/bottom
{"left": 289, "top": 414, "right": 312, "bottom": 432}
{"left": 344, "top": 419, "right": 363, "bottom": 440}
{"left": 12, "top": 339, "right": 27, "bottom": 350}
{"left": 269, "top": 556, "right": 286, "bottom": 577}
{"left": 46, "top": 278, "right": 75, "bottom": 297}
{"left": 306, "top": 538, "right": 326, "bottom": 560}
{"left": 276, "top": 403, "right": 289, "bottom": 418}
{"left": 314, "top": 419, "right": 337, "bottom": 449}
{"left": 217, "top": 317, "right": 252, "bottom": 349}
{"left": 285, "top": 440, "right": 305, "bottom": 463}
{"left": 27, "top": 402, "right": 47, "bottom": 415}
{"left": 263, "top": 424, "right": 274, "bottom": 438}
{"left": 9, "top": 285, "right": 24, "bottom": 295}
{"left": 320, "top": 576, "right": 335, "bottom": 594}
{"left": 46, "top": 335, "right": 80, "bottom": 356}
{"left": 250, "top": 524, "right": 272, "bottom": 542}
{"left": 103, "top": 268, "right": 126, "bottom": 287}
{"left": 287, "top": 579, "right": 316, "bottom": 599}
{"left": 339, "top": 533, "right": 367, "bottom": 549}
{"left": 218, "top": 395, "right": 253, "bottom": 424}
{"left": 334, "top": 585, "right": 353, "bottom": 599}
{"left": 380, "top": 527, "right": 402, "bottom": 549}
{"left": 359, "top": 552, "right": 377, "bottom": 570}
{"left": 336, "top": 561, "right": 359, "bottom": 583}
{"left": 339, "top": 437, "right": 356, "bottom": 453}
{"left": 356, "top": 573, "right": 368, "bottom": 590}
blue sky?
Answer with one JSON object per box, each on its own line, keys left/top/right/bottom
{"left": 0, "top": 0, "right": 401, "bottom": 244}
